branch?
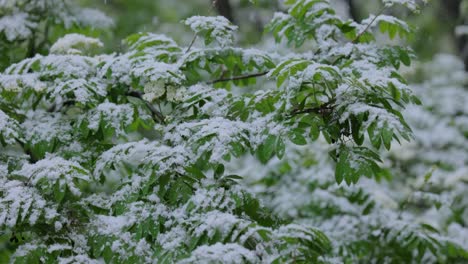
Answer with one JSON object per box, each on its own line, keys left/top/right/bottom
{"left": 206, "top": 71, "right": 269, "bottom": 84}
{"left": 126, "top": 90, "right": 166, "bottom": 124}
{"left": 288, "top": 102, "right": 334, "bottom": 117}
{"left": 352, "top": 6, "right": 386, "bottom": 43}
{"left": 185, "top": 33, "right": 198, "bottom": 54}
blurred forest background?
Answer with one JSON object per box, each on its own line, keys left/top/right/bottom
{"left": 2, "top": 0, "right": 467, "bottom": 69}
{"left": 78, "top": 0, "right": 468, "bottom": 69}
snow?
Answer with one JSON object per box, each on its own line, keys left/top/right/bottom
{"left": 192, "top": 211, "right": 249, "bottom": 238}
{"left": 0, "top": 179, "right": 55, "bottom": 228}
{"left": 86, "top": 102, "right": 134, "bottom": 137}
{"left": 94, "top": 140, "right": 194, "bottom": 178}
{"left": 0, "top": 12, "right": 37, "bottom": 41}
{"left": 22, "top": 110, "right": 72, "bottom": 145}
{"left": 184, "top": 16, "right": 238, "bottom": 47}
{"left": 1, "top": 0, "right": 467, "bottom": 263}
{"left": 59, "top": 255, "right": 104, "bottom": 264}
{"left": 180, "top": 243, "right": 258, "bottom": 264}
{"left": 0, "top": 73, "right": 47, "bottom": 92}
{"left": 382, "top": 0, "right": 428, "bottom": 12}
{"left": 73, "top": 8, "right": 114, "bottom": 29}
{"left": 0, "top": 110, "right": 20, "bottom": 145}
{"left": 156, "top": 226, "right": 187, "bottom": 250}
{"left": 456, "top": 25, "right": 468, "bottom": 36}
{"left": 339, "top": 101, "right": 404, "bottom": 131}
{"left": 50, "top": 34, "right": 104, "bottom": 55}
{"left": 165, "top": 117, "right": 250, "bottom": 162}
{"left": 94, "top": 215, "right": 131, "bottom": 235}
{"left": 14, "top": 156, "right": 91, "bottom": 196}
{"left": 47, "top": 244, "right": 72, "bottom": 253}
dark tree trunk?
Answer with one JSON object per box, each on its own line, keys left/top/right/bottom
{"left": 440, "top": 0, "right": 468, "bottom": 70}
{"left": 345, "top": 0, "right": 360, "bottom": 21}
{"left": 442, "top": 0, "right": 462, "bottom": 18}
{"left": 213, "top": 0, "right": 235, "bottom": 23}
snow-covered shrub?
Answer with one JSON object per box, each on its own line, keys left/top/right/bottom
{"left": 0, "top": 0, "right": 467, "bottom": 263}
{"left": 0, "top": 0, "right": 113, "bottom": 69}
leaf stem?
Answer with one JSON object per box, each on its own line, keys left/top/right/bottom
{"left": 185, "top": 33, "right": 198, "bottom": 54}
{"left": 127, "top": 90, "right": 166, "bottom": 124}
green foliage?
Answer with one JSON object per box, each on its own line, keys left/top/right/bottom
{"left": 0, "top": 0, "right": 467, "bottom": 263}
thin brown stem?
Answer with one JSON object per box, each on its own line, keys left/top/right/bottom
{"left": 127, "top": 90, "right": 166, "bottom": 124}
{"left": 288, "top": 101, "right": 334, "bottom": 117}
{"left": 352, "top": 6, "right": 387, "bottom": 43}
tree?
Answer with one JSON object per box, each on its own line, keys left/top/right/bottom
{"left": 213, "top": 0, "right": 235, "bottom": 22}
{"left": 0, "top": 0, "right": 113, "bottom": 70}
{"left": 0, "top": 0, "right": 467, "bottom": 263}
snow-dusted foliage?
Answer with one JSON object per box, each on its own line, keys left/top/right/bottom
{"left": 0, "top": 0, "right": 112, "bottom": 42}
{"left": 0, "top": 0, "right": 467, "bottom": 263}
{"left": 0, "top": 0, "right": 113, "bottom": 70}
{"left": 50, "top": 34, "right": 104, "bottom": 55}
{"left": 183, "top": 16, "right": 238, "bottom": 47}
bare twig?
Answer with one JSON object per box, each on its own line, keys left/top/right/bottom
{"left": 289, "top": 106, "right": 333, "bottom": 117}
{"left": 206, "top": 71, "right": 269, "bottom": 84}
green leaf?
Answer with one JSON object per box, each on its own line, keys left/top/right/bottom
{"left": 53, "top": 181, "right": 66, "bottom": 203}
{"left": 257, "top": 135, "right": 277, "bottom": 163}
{"left": 382, "top": 126, "right": 394, "bottom": 150}
{"left": 214, "top": 164, "right": 225, "bottom": 179}
{"left": 103, "top": 245, "right": 113, "bottom": 263}
{"left": 399, "top": 49, "right": 411, "bottom": 66}
{"left": 276, "top": 136, "right": 286, "bottom": 159}
{"left": 229, "top": 141, "right": 245, "bottom": 157}
{"left": 288, "top": 131, "right": 307, "bottom": 145}
{"left": 309, "top": 122, "right": 320, "bottom": 141}
{"left": 335, "top": 148, "right": 350, "bottom": 184}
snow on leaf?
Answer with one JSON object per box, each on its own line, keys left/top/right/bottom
{"left": 94, "top": 140, "right": 194, "bottom": 178}
{"left": 164, "top": 117, "right": 251, "bottom": 163}
{"left": 180, "top": 243, "right": 258, "bottom": 264}
{"left": 0, "top": 12, "right": 37, "bottom": 41}
{"left": 14, "top": 156, "right": 91, "bottom": 197}
{"left": 0, "top": 73, "right": 46, "bottom": 93}
{"left": 50, "top": 34, "right": 104, "bottom": 55}
{"left": 184, "top": 16, "right": 238, "bottom": 47}
{"left": 0, "top": 109, "right": 21, "bottom": 145}
{"left": 72, "top": 8, "right": 114, "bottom": 29}
{"left": 82, "top": 102, "right": 135, "bottom": 138}
{"left": 0, "top": 180, "right": 57, "bottom": 228}
{"left": 382, "top": 0, "right": 428, "bottom": 12}
{"left": 22, "top": 110, "right": 72, "bottom": 145}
